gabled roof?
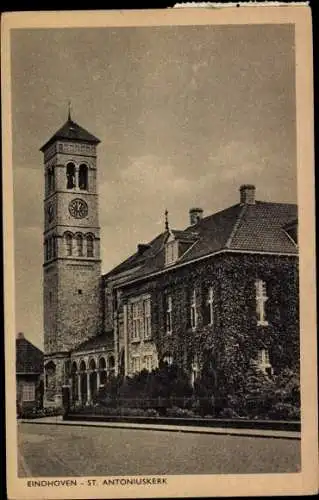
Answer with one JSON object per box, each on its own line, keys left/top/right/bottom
{"left": 40, "top": 118, "right": 100, "bottom": 151}
{"left": 103, "top": 199, "right": 298, "bottom": 287}
{"left": 16, "top": 333, "right": 43, "bottom": 374}
{"left": 73, "top": 331, "right": 113, "bottom": 353}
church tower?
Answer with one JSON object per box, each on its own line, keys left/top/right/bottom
{"left": 40, "top": 111, "right": 102, "bottom": 405}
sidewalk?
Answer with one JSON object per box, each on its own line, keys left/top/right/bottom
{"left": 20, "top": 416, "right": 301, "bottom": 440}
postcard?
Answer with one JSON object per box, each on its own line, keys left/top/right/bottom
{"left": 2, "top": 6, "right": 318, "bottom": 499}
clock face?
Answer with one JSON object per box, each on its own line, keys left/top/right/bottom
{"left": 69, "top": 198, "right": 88, "bottom": 219}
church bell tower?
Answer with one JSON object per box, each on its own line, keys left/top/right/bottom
{"left": 40, "top": 110, "right": 102, "bottom": 405}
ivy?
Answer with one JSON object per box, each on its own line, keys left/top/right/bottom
{"left": 120, "top": 252, "right": 299, "bottom": 415}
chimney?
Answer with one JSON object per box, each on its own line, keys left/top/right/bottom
{"left": 239, "top": 184, "right": 256, "bottom": 205}
{"left": 189, "top": 207, "right": 203, "bottom": 226}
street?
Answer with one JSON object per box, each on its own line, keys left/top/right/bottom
{"left": 18, "top": 422, "right": 300, "bottom": 476}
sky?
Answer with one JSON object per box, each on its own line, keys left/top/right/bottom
{"left": 11, "top": 24, "right": 296, "bottom": 349}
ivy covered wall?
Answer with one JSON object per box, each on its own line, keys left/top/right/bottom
{"left": 115, "top": 252, "right": 299, "bottom": 403}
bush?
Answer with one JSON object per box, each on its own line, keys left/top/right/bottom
{"left": 267, "top": 402, "right": 300, "bottom": 420}
{"left": 18, "top": 406, "right": 63, "bottom": 419}
{"left": 218, "top": 407, "right": 240, "bottom": 419}
{"left": 119, "top": 407, "right": 146, "bottom": 417}
{"left": 145, "top": 408, "right": 159, "bottom": 417}
{"left": 166, "top": 406, "right": 198, "bottom": 418}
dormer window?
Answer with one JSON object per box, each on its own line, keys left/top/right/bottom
{"left": 165, "top": 240, "right": 178, "bottom": 265}
{"left": 165, "top": 232, "right": 179, "bottom": 266}
{"left": 283, "top": 219, "right": 298, "bottom": 246}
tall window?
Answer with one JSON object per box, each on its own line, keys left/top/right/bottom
{"left": 52, "top": 236, "right": 56, "bottom": 259}
{"left": 255, "top": 279, "right": 268, "bottom": 326}
{"left": 66, "top": 162, "right": 76, "bottom": 189}
{"left": 190, "top": 356, "right": 200, "bottom": 387}
{"left": 22, "top": 382, "right": 35, "bottom": 402}
{"left": 44, "top": 240, "right": 48, "bottom": 261}
{"left": 47, "top": 237, "right": 52, "bottom": 260}
{"left": 86, "top": 234, "right": 94, "bottom": 257}
{"left": 132, "top": 302, "right": 140, "bottom": 341}
{"left": 47, "top": 166, "right": 55, "bottom": 193}
{"left": 208, "top": 287, "right": 214, "bottom": 326}
{"left": 190, "top": 289, "right": 197, "bottom": 329}
{"left": 144, "top": 355, "right": 153, "bottom": 372}
{"left": 76, "top": 234, "right": 83, "bottom": 257}
{"left": 202, "top": 285, "right": 214, "bottom": 326}
{"left": 143, "top": 298, "right": 151, "bottom": 338}
{"left": 163, "top": 353, "right": 173, "bottom": 366}
{"left": 79, "top": 164, "right": 88, "bottom": 190}
{"left": 257, "top": 349, "right": 272, "bottom": 375}
{"left": 130, "top": 296, "right": 152, "bottom": 341}
{"left": 65, "top": 233, "right": 73, "bottom": 256}
{"left": 166, "top": 295, "right": 172, "bottom": 334}
{"left": 131, "top": 356, "right": 140, "bottom": 373}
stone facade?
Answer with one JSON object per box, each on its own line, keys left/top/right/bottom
{"left": 41, "top": 118, "right": 105, "bottom": 406}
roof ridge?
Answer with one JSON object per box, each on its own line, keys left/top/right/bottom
{"left": 225, "top": 204, "right": 248, "bottom": 249}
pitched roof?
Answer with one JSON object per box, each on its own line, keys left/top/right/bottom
{"left": 73, "top": 331, "right": 114, "bottom": 353}
{"left": 40, "top": 118, "right": 100, "bottom": 151}
{"left": 16, "top": 333, "right": 43, "bottom": 374}
{"left": 103, "top": 199, "right": 298, "bottom": 286}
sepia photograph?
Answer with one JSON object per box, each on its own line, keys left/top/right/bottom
{"left": 2, "top": 6, "right": 317, "bottom": 499}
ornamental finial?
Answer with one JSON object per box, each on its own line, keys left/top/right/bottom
{"left": 165, "top": 209, "right": 169, "bottom": 231}
{"left": 68, "top": 100, "right": 72, "bottom": 121}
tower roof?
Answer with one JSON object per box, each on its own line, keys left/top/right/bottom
{"left": 40, "top": 117, "right": 100, "bottom": 152}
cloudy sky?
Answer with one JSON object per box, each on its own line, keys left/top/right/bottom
{"left": 11, "top": 24, "right": 296, "bottom": 348}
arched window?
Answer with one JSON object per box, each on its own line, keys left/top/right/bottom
{"left": 76, "top": 234, "right": 83, "bottom": 257}
{"left": 47, "top": 237, "right": 52, "bottom": 260}
{"left": 86, "top": 234, "right": 94, "bottom": 257}
{"left": 108, "top": 356, "right": 115, "bottom": 378}
{"left": 47, "top": 166, "right": 55, "bottom": 193}
{"left": 99, "top": 357, "right": 107, "bottom": 386}
{"left": 89, "top": 358, "right": 96, "bottom": 371}
{"left": 52, "top": 236, "right": 56, "bottom": 258}
{"left": 66, "top": 162, "right": 76, "bottom": 189}
{"left": 65, "top": 233, "right": 73, "bottom": 256}
{"left": 79, "top": 164, "right": 88, "bottom": 190}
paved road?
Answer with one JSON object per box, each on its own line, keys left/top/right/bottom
{"left": 18, "top": 422, "right": 300, "bottom": 477}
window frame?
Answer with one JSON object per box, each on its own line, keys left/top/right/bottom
{"left": 255, "top": 279, "right": 269, "bottom": 326}
{"left": 22, "top": 382, "right": 36, "bottom": 402}
{"left": 166, "top": 295, "right": 173, "bottom": 334}
{"left": 165, "top": 240, "right": 178, "bottom": 266}
{"left": 78, "top": 163, "right": 89, "bottom": 191}
{"left": 65, "top": 233, "right": 73, "bottom": 256}
{"left": 208, "top": 286, "right": 214, "bottom": 326}
{"left": 86, "top": 234, "right": 94, "bottom": 257}
{"left": 256, "top": 348, "right": 273, "bottom": 375}
{"left": 143, "top": 297, "right": 152, "bottom": 339}
{"left": 129, "top": 294, "right": 152, "bottom": 342}
{"left": 190, "top": 289, "right": 197, "bottom": 330}
{"left": 66, "top": 162, "right": 76, "bottom": 190}
{"left": 76, "top": 233, "right": 84, "bottom": 257}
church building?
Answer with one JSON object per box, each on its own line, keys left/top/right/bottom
{"left": 40, "top": 116, "right": 299, "bottom": 407}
